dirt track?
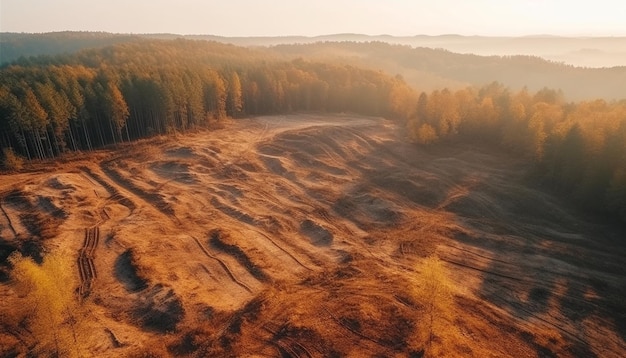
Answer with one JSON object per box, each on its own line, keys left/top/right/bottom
{"left": 0, "top": 114, "right": 625, "bottom": 357}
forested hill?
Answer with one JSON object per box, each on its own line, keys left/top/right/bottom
{"left": 0, "top": 39, "right": 416, "bottom": 161}
{"left": 0, "top": 32, "right": 140, "bottom": 65}
{"left": 4, "top": 32, "right": 626, "bottom": 67}
{"left": 3, "top": 32, "right": 626, "bottom": 101}
{"left": 269, "top": 41, "right": 626, "bottom": 101}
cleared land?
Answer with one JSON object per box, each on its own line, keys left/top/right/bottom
{"left": 0, "top": 114, "right": 625, "bottom": 357}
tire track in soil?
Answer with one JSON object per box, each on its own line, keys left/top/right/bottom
{"left": 249, "top": 229, "right": 313, "bottom": 272}
{"left": 99, "top": 207, "right": 110, "bottom": 222}
{"left": 439, "top": 246, "right": 607, "bottom": 312}
{"left": 78, "top": 226, "right": 99, "bottom": 299}
{"left": 79, "top": 166, "right": 137, "bottom": 212}
{"left": 275, "top": 339, "right": 314, "bottom": 358}
{"left": 486, "top": 291, "right": 593, "bottom": 349}
{"left": 322, "top": 307, "right": 396, "bottom": 355}
{"left": 0, "top": 199, "right": 17, "bottom": 237}
{"left": 1, "top": 321, "right": 36, "bottom": 352}
{"left": 232, "top": 182, "right": 343, "bottom": 270}
{"left": 262, "top": 321, "right": 314, "bottom": 358}
{"left": 99, "top": 162, "right": 178, "bottom": 221}
{"left": 79, "top": 172, "right": 102, "bottom": 198}
{"left": 208, "top": 183, "right": 318, "bottom": 272}
{"left": 191, "top": 236, "right": 253, "bottom": 293}
{"left": 439, "top": 251, "right": 611, "bottom": 354}
{"left": 442, "top": 244, "right": 579, "bottom": 285}
{"left": 209, "top": 232, "right": 270, "bottom": 282}
{"left": 272, "top": 231, "right": 326, "bottom": 269}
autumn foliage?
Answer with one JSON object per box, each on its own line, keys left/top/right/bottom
{"left": 9, "top": 252, "right": 84, "bottom": 357}
{"left": 0, "top": 39, "right": 416, "bottom": 160}
{"left": 408, "top": 83, "right": 626, "bottom": 224}
{"left": 413, "top": 255, "right": 455, "bottom": 355}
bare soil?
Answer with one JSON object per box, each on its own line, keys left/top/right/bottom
{"left": 0, "top": 114, "right": 624, "bottom": 357}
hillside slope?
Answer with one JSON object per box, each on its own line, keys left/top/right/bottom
{"left": 1, "top": 114, "right": 624, "bottom": 357}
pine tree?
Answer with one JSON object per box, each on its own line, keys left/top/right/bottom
{"left": 226, "top": 71, "right": 243, "bottom": 117}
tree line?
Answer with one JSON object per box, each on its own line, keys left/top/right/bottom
{"left": 407, "top": 83, "right": 626, "bottom": 223}
{"left": 0, "top": 39, "right": 416, "bottom": 161}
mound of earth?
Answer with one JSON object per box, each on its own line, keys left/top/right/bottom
{"left": 115, "top": 249, "right": 149, "bottom": 292}
{"left": 134, "top": 284, "right": 185, "bottom": 333}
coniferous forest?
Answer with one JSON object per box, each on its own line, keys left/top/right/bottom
{"left": 0, "top": 39, "right": 414, "bottom": 158}
{"left": 1, "top": 37, "right": 626, "bottom": 225}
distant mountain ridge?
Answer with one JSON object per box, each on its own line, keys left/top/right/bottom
{"left": 1, "top": 32, "right": 625, "bottom": 100}
{"left": 3, "top": 31, "right": 626, "bottom": 67}
{"left": 267, "top": 41, "right": 626, "bottom": 100}
{"left": 172, "top": 33, "right": 626, "bottom": 68}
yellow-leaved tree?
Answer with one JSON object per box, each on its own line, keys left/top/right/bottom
{"left": 9, "top": 252, "right": 83, "bottom": 357}
{"left": 413, "top": 255, "right": 454, "bottom": 355}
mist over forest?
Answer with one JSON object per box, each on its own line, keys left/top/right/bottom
{"left": 3, "top": 32, "right": 625, "bottom": 100}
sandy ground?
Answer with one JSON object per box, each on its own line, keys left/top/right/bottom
{"left": 1, "top": 114, "right": 625, "bottom": 357}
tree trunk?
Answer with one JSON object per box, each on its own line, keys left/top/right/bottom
{"left": 20, "top": 128, "right": 32, "bottom": 160}
{"left": 44, "top": 128, "right": 55, "bottom": 158}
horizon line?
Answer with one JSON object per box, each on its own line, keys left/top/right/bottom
{"left": 2, "top": 31, "right": 626, "bottom": 39}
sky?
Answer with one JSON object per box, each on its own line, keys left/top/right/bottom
{"left": 1, "top": 0, "right": 626, "bottom": 37}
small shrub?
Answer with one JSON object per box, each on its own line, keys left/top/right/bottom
{"left": 9, "top": 252, "right": 84, "bottom": 357}
{"left": 417, "top": 124, "right": 439, "bottom": 145}
{"left": 2, "top": 148, "right": 24, "bottom": 171}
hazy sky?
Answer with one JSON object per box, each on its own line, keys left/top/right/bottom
{"left": 2, "top": 0, "right": 625, "bottom": 36}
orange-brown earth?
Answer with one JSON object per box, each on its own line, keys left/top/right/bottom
{"left": 0, "top": 114, "right": 625, "bottom": 357}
